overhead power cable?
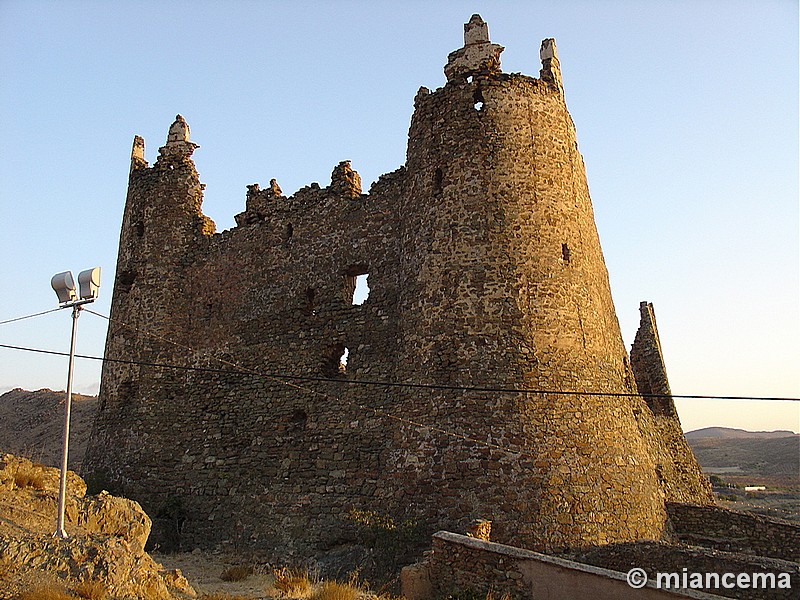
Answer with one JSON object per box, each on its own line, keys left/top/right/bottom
{"left": 1, "top": 341, "right": 798, "bottom": 403}
{"left": 0, "top": 307, "right": 61, "bottom": 326}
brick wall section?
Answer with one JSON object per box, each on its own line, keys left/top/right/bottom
{"left": 666, "top": 503, "right": 800, "bottom": 563}
{"left": 84, "top": 16, "right": 712, "bottom": 557}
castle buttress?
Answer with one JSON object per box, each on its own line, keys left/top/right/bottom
{"left": 84, "top": 15, "right": 712, "bottom": 557}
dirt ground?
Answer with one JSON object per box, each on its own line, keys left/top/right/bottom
{"left": 153, "top": 551, "right": 277, "bottom": 598}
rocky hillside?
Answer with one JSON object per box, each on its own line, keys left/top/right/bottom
{"left": 0, "top": 453, "right": 195, "bottom": 599}
{"left": 0, "top": 388, "right": 98, "bottom": 471}
{"left": 685, "top": 428, "right": 799, "bottom": 481}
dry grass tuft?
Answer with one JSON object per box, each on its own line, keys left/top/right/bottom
{"left": 14, "top": 468, "right": 46, "bottom": 490}
{"left": 18, "top": 584, "right": 75, "bottom": 600}
{"left": 310, "top": 581, "right": 361, "bottom": 600}
{"left": 220, "top": 564, "right": 254, "bottom": 582}
{"left": 272, "top": 567, "right": 313, "bottom": 597}
{"left": 72, "top": 580, "right": 107, "bottom": 600}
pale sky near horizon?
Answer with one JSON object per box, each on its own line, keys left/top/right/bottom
{"left": 0, "top": 1, "right": 798, "bottom": 434}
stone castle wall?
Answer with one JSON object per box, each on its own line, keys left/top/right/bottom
{"left": 84, "top": 15, "right": 712, "bottom": 558}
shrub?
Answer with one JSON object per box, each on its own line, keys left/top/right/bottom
{"left": 220, "top": 565, "right": 254, "bottom": 582}
{"left": 18, "top": 584, "right": 74, "bottom": 600}
{"left": 272, "top": 567, "right": 312, "bottom": 597}
{"left": 310, "top": 581, "right": 360, "bottom": 600}
{"left": 72, "top": 580, "right": 107, "bottom": 600}
{"left": 14, "top": 468, "right": 46, "bottom": 490}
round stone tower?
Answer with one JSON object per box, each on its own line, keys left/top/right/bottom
{"left": 389, "top": 15, "right": 666, "bottom": 549}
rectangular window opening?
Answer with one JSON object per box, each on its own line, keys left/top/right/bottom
{"left": 352, "top": 274, "right": 370, "bottom": 305}
{"left": 344, "top": 267, "right": 370, "bottom": 305}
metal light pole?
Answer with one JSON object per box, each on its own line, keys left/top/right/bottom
{"left": 51, "top": 267, "right": 100, "bottom": 539}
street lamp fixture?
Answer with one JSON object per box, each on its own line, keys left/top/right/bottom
{"left": 50, "top": 267, "right": 101, "bottom": 539}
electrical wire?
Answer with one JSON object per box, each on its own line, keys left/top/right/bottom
{"left": 1, "top": 341, "right": 798, "bottom": 403}
{"left": 0, "top": 307, "right": 62, "bottom": 326}
{"left": 4, "top": 298, "right": 795, "bottom": 464}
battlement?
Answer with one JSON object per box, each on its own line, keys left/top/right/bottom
{"left": 85, "top": 15, "right": 711, "bottom": 560}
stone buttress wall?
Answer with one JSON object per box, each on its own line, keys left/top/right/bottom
{"left": 631, "top": 302, "right": 714, "bottom": 504}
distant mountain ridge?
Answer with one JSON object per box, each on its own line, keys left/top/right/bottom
{"left": 685, "top": 427, "right": 798, "bottom": 440}
{"left": 0, "top": 388, "right": 98, "bottom": 471}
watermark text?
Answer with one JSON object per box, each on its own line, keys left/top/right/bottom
{"left": 626, "top": 567, "right": 792, "bottom": 591}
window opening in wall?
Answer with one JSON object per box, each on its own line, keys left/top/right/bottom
{"left": 305, "top": 288, "right": 316, "bottom": 315}
{"left": 562, "top": 243, "right": 571, "bottom": 263}
{"left": 343, "top": 266, "right": 370, "bottom": 305}
{"left": 285, "top": 223, "right": 294, "bottom": 241}
{"left": 473, "top": 87, "right": 485, "bottom": 111}
{"left": 324, "top": 343, "right": 348, "bottom": 377}
{"left": 352, "top": 274, "right": 369, "bottom": 305}
{"left": 433, "top": 168, "right": 443, "bottom": 195}
{"left": 117, "top": 269, "right": 137, "bottom": 292}
{"left": 133, "top": 221, "right": 144, "bottom": 238}
{"left": 289, "top": 408, "right": 308, "bottom": 430}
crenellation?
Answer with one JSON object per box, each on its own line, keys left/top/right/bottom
{"left": 444, "top": 14, "right": 505, "bottom": 82}
{"left": 539, "top": 38, "right": 563, "bottom": 91}
{"left": 130, "top": 135, "right": 147, "bottom": 168}
{"left": 85, "top": 15, "right": 712, "bottom": 563}
{"left": 158, "top": 114, "right": 199, "bottom": 160}
{"left": 328, "top": 160, "right": 362, "bottom": 198}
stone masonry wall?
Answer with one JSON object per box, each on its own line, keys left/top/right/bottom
{"left": 404, "top": 532, "right": 723, "bottom": 600}
{"left": 666, "top": 503, "right": 800, "bottom": 563}
{"left": 571, "top": 539, "right": 799, "bottom": 600}
{"left": 84, "top": 15, "right": 712, "bottom": 559}
{"left": 631, "top": 303, "right": 714, "bottom": 504}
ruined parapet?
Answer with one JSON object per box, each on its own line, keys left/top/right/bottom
{"left": 130, "top": 135, "right": 147, "bottom": 170}
{"left": 631, "top": 301, "right": 676, "bottom": 417}
{"left": 329, "top": 160, "right": 362, "bottom": 198}
{"left": 539, "top": 38, "right": 563, "bottom": 91}
{"left": 444, "top": 14, "right": 504, "bottom": 81}
{"left": 630, "top": 302, "right": 714, "bottom": 504}
{"left": 235, "top": 179, "right": 285, "bottom": 226}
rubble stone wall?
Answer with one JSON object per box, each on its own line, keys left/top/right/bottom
{"left": 666, "top": 503, "right": 800, "bottom": 563}
{"left": 404, "top": 532, "right": 719, "bottom": 600}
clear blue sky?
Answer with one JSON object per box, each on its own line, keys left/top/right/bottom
{"left": 1, "top": 1, "right": 797, "bottom": 433}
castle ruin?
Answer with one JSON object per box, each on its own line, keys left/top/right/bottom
{"left": 84, "top": 15, "right": 712, "bottom": 558}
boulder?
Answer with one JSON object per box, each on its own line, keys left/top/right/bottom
{"left": 0, "top": 454, "right": 195, "bottom": 599}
